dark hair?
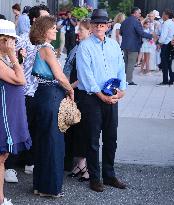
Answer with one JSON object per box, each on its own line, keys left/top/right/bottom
{"left": 163, "top": 9, "right": 173, "bottom": 19}
{"left": 0, "top": 14, "right": 6, "bottom": 20}
{"left": 131, "top": 7, "right": 140, "bottom": 14}
{"left": 66, "top": 11, "right": 71, "bottom": 15}
{"left": 12, "top": 3, "right": 21, "bottom": 12}
{"left": 22, "top": 6, "right": 31, "bottom": 14}
{"left": 30, "top": 16, "right": 56, "bottom": 45}
{"left": 28, "top": 5, "right": 50, "bottom": 25}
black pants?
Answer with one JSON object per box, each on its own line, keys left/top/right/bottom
{"left": 24, "top": 96, "right": 37, "bottom": 166}
{"left": 161, "top": 44, "right": 174, "bottom": 83}
{"left": 65, "top": 32, "right": 76, "bottom": 55}
{"left": 77, "top": 90, "right": 118, "bottom": 181}
{"left": 64, "top": 89, "right": 87, "bottom": 171}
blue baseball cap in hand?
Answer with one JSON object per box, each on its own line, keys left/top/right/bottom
{"left": 102, "top": 78, "right": 121, "bottom": 96}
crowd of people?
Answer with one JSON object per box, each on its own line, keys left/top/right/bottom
{"left": 0, "top": 3, "right": 174, "bottom": 205}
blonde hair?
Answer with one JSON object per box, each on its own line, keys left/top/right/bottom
{"left": 142, "top": 18, "right": 150, "bottom": 26}
{"left": 114, "top": 13, "right": 125, "bottom": 25}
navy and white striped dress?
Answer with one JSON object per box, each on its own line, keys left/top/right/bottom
{"left": 0, "top": 58, "right": 32, "bottom": 154}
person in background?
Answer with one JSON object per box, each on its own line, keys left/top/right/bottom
{"left": 59, "top": 11, "right": 77, "bottom": 55}
{"left": 0, "top": 19, "right": 32, "bottom": 205}
{"left": 57, "top": 13, "right": 66, "bottom": 57}
{"left": 16, "top": 6, "right": 31, "bottom": 36}
{"left": 105, "top": 19, "right": 113, "bottom": 38}
{"left": 140, "top": 19, "right": 154, "bottom": 73}
{"left": 76, "top": 9, "right": 127, "bottom": 192}
{"left": 157, "top": 9, "right": 174, "bottom": 85}
{"left": 147, "top": 11, "right": 160, "bottom": 71}
{"left": 12, "top": 4, "right": 21, "bottom": 28}
{"left": 63, "top": 19, "right": 91, "bottom": 181}
{"left": 111, "top": 12, "right": 125, "bottom": 46}
{"left": 29, "top": 15, "right": 74, "bottom": 197}
{"left": 15, "top": 5, "right": 50, "bottom": 176}
{"left": 120, "top": 7, "right": 153, "bottom": 85}
{"left": 0, "top": 14, "right": 6, "bottom": 20}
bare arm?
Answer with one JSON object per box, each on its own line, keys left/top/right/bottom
{"left": 57, "top": 24, "right": 63, "bottom": 30}
{"left": 0, "top": 39, "right": 26, "bottom": 85}
{"left": 70, "top": 18, "right": 77, "bottom": 27}
{"left": 40, "top": 47, "right": 74, "bottom": 100}
{"left": 116, "top": 29, "right": 120, "bottom": 45}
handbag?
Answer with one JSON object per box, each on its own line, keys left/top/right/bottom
{"left": 32, "top": 49, "right": 55, "bottom": 81}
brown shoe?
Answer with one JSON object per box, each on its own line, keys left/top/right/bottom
{"left": 90, "top": 180, "right": 104, "bottom": 192}
{"left": 103, "top": 177, "right": 126, "bottom": 189}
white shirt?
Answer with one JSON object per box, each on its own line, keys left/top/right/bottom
{"left": 159, "top": 19, "right": 174, "bottom": 44}
{"left": 111, "top": 23, "right": 122, "bottom": 45}
{"left": 57, "top": 20, "right": 66, "bottom": 33}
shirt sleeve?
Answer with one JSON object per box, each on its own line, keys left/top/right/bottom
{"left": 15, "top": 35, "right": 27, "bottom": 51}
{"left": 158, "top": 22, "right": 168, "bottom": 44}
{"left": 115, "top": 23, "right": 121, "bottom": 30}
{"left": 61, "top": 20, "right": 66, "bottom": 26}
{"left": 135, "top": 20, "right": 153, "bottom": 39}
{"left": 116, "top": 44, "right": 127, "bottom": 90}
{"left": 76, "top": 43, "right": 101, "bottom": 93}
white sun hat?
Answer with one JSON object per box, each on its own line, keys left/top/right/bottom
{"left": 153, "top": 10, "right": 161, "bottom": 19}
{"left": 0, "top": 19, "right": 19, "bottom": 38}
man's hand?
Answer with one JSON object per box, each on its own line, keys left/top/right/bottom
{"left": 96, "top": 90, "right": 125, "bottom": 105}
{"left": 156, "top": 44, "right": 161, "bottom": 50}
{"left": 115, "top": 89, "right": 125, "bottom": 100}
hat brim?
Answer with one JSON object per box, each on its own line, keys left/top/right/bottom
{"left": 1, "top": 33, "right": 20, "bottom": 39}
{"left": 90, "top": 19, "right": 109, "bottom": 24}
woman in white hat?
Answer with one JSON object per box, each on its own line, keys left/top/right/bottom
{"left": 0, "top": 20, "right": 32, "bottom": 205}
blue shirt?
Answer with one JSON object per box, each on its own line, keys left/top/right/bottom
{"left": 16, "top": 14, "right": 30, "bottom": 36}
{"left": 76, "top": 34, "right": 127, "bottom": 93}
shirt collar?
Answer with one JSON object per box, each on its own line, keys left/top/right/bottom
{"left": 91, "top": 34, "right": 107, "bottom": 44}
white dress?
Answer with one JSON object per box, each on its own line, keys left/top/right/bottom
{"left": 111, "top": 23, "right": 122, "bottom": 45}
{"left": 140, "top": 29, "right": 153, "bottom": 53}
{"left": 149, "top": 21, "right": 161, "bottom": 70}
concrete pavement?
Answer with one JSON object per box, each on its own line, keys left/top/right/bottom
{"left": 114, "top": 67, "right": 174, "bottom": 166}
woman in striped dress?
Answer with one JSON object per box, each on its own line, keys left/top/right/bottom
{"left": 0, "top": 19, "right": 31, "bottom": 205}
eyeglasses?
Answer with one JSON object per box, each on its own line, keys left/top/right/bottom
{"left": 91, "top": 23, "right": 107, "bottom": 28}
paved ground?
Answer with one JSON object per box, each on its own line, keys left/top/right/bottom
{"left": 4, "top": 164, "right": 174, "bottom": 205}
{"left": 119, "top": 68, "right": 174, "bottom": 119}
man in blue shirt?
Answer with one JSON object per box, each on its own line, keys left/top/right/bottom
{"left": 76, "top": 9, "right": 127, "bottom": 192}
{"left": 16, "top": 6, "right": 31, "bottom": 36}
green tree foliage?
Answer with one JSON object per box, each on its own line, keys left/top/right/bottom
{"left": 71, "top": 7, "right": 89, "bottom": 20}
{"left": 98, "top": 0, "right": 134, "bottom": 18}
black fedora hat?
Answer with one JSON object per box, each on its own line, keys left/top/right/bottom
{"left": 91, "top": 9, "right": 109, "bottom": 24}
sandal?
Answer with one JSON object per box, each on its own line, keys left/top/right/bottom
{"left": 67, "top": 166, "right": 86, "bottom": 178}
{"left": 78, "top": 170, "right": 90, "bottom": 182}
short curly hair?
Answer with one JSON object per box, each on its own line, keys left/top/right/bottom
{"left": 30, "top": 16, "right": 56, "bottom": 45}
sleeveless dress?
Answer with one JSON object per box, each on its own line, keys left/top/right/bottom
{"left": 32, "top": 44, "right": 65, "bottom": 195}
{"left": 140, "top": 28, "right": 153, "bottom": 53}
{"left": 0, "top": 58, "right": 32, "bottom": 154}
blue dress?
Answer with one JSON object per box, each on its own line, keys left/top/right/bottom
{"left": 0, "top": 79, "right": 32, "bottom": 154}
{"left": 32, "top": 44, "right": 65, "bottom": 195}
